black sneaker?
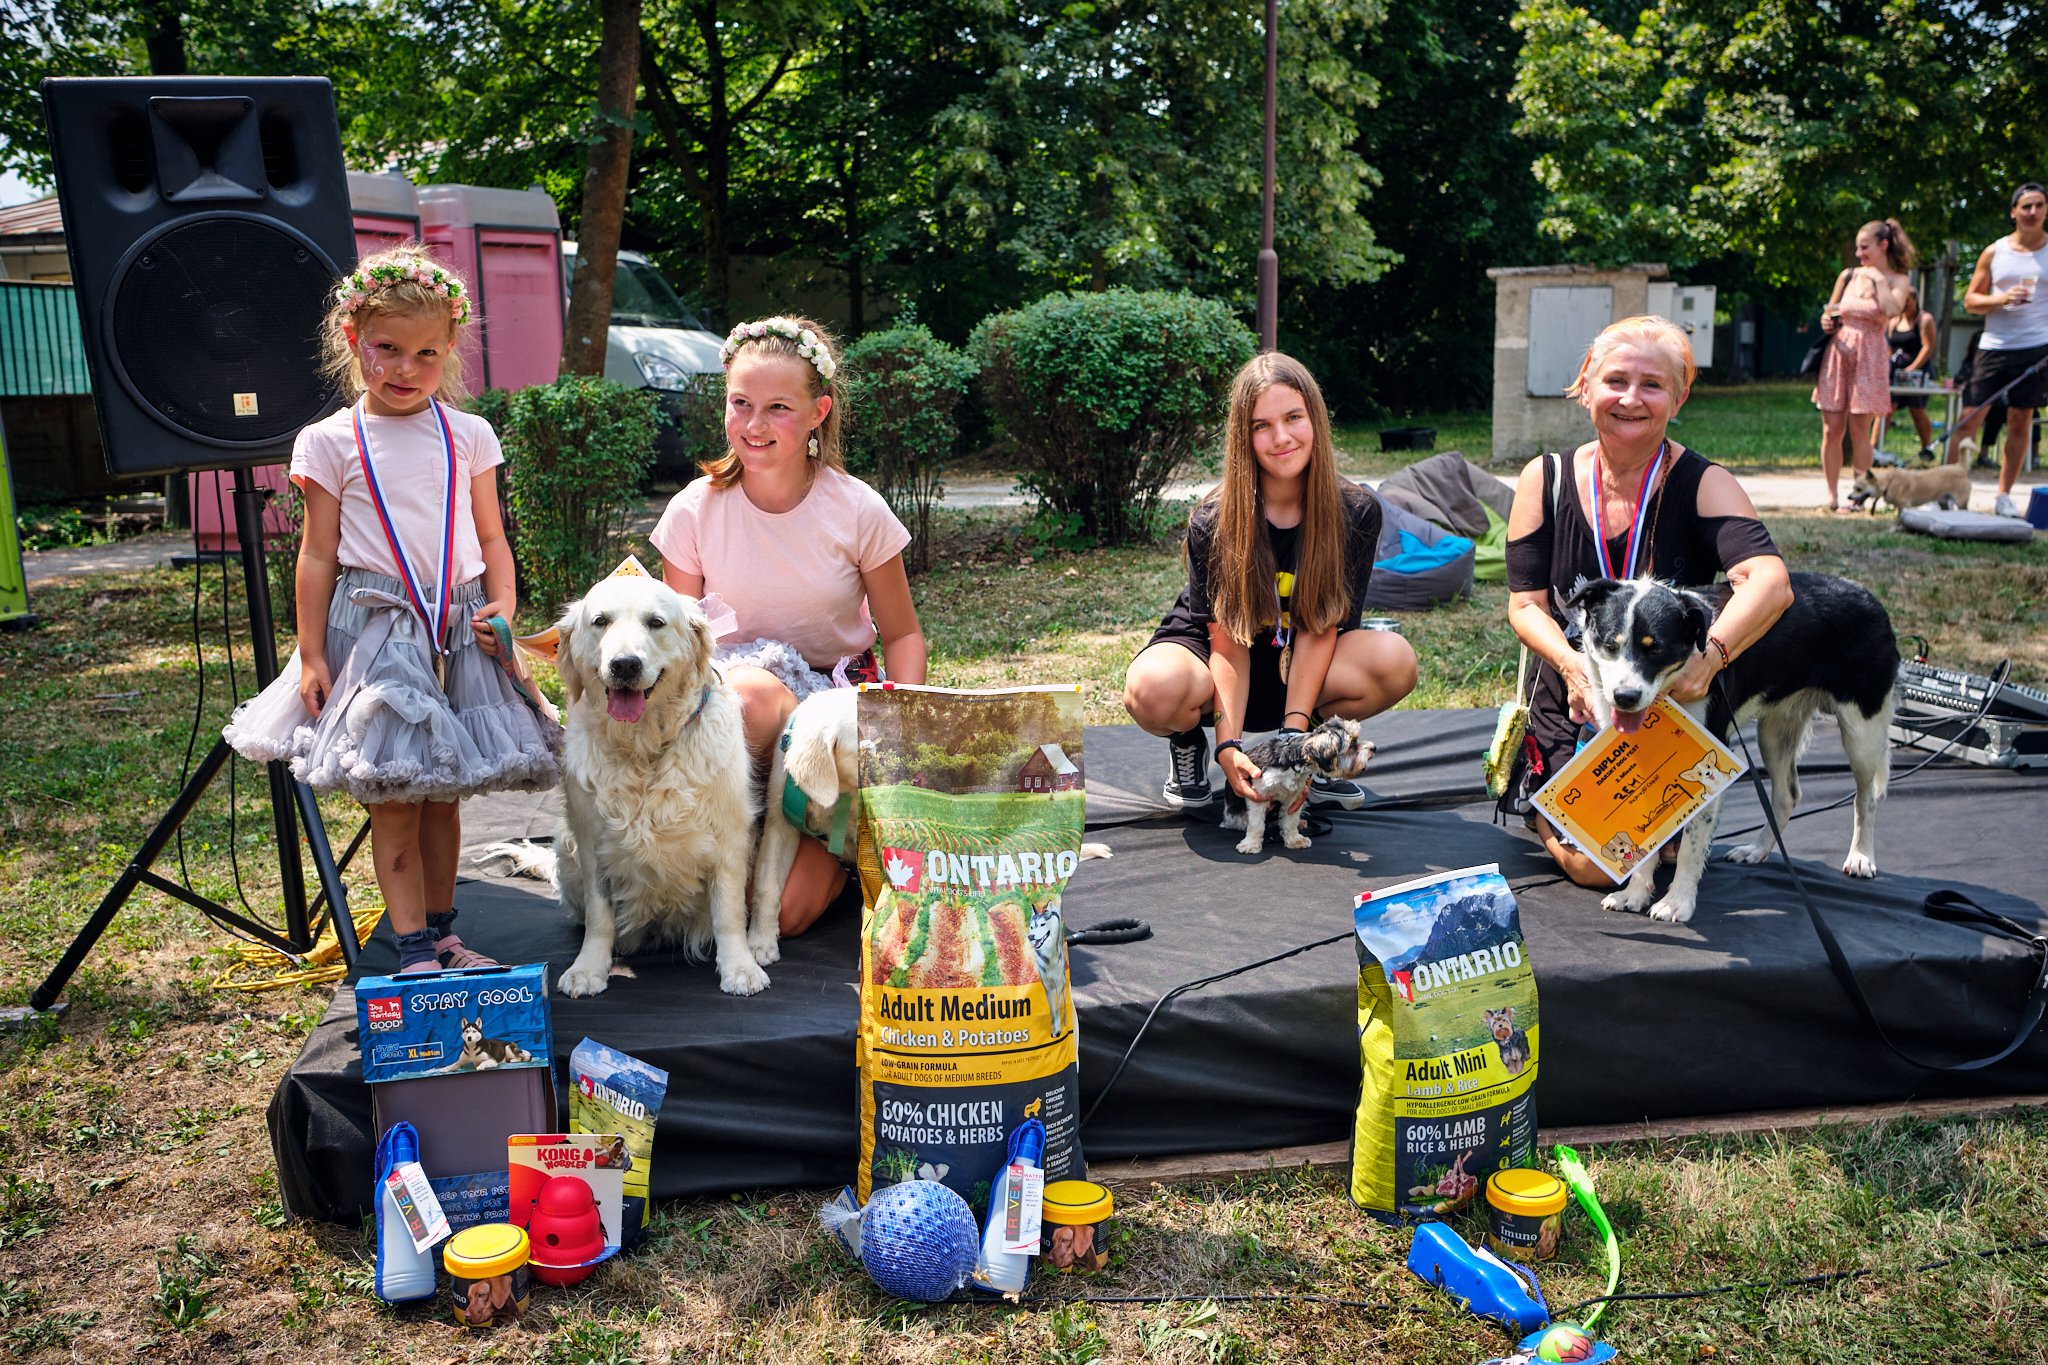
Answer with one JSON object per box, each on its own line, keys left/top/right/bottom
{"left": 1163, "top": 729, "right": 1213, "bottom": 808}
{"left": 1307, "top": 774, "right": 1366, "bottom": 809}
{"left": 1915, "top": 446, "right": 1937, "bottom": 464}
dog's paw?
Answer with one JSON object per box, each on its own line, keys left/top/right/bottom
{"left": 719, "top": 955, "right": 771, "bottom": 996}
{"left": 558, "top": 957, "right": 614, "bottom": 998}
{"left": 1601, "top": 887, "right": 1653, "bottom": 915}
{"left": 1282, "top": 831, "right": 1312, "bottom": 850}
{"left": 1234, "top": 833, "right": 1263, "bottom": 855}
{"left": 747, "top": 929, "right": 781, "bottom": 966}
{"left": 1722, "top": 841, "right": 1771, "bottom": 866}
{"left": 1842, "top": 851, "right": 1878, "bottom": 879}
{"left": 1648, "top": 896, "right": 1697, "bottom": 924}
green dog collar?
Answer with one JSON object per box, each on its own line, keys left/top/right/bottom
{"left": 778, "top": 722, "right": 852, "bottom": 858}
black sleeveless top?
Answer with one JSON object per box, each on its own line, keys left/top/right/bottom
{"left": 1504, "top": 447, "right": 1778, "bottom": 772}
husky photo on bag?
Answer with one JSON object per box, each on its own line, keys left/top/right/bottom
{"left": 854, "top": 684, "right": 1086, "bottom": 1210}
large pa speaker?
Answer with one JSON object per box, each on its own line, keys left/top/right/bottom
{"left": 41, "top": 76, "right": 356, "bottom": 478}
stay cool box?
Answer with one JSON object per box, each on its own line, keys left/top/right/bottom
{"left": 354, "top": 964, "right": 557, "bottom": 1234}
{"left": 354, "top": 964, "right": 552, "bottom": 1085}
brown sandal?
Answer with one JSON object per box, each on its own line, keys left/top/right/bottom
{"left": 435, "top": 935, "right": 500, "bottom": 970}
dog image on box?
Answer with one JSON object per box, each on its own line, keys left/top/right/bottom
{"left": 1847, "top": 463, "right": 1972, "bottom": 514}
{"left": 1569, "top": 572, "right": 1897, "bottom": 924}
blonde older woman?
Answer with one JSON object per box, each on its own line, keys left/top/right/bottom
{"left": 1499, "top": 316, "right": 1793, "bottom": 888}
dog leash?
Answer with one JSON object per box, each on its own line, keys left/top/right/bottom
{"left": 1714, "top": 675, "right": 2048, "bottom": 1072}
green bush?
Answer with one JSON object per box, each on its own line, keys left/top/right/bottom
{"left": 493, "top": 377, "right": 661, "bottom": 618}
{"left": 969, "top": 289, "right": 1256, "bottom": 546}
{"left": 663, "top": 372, "right": 727, "bottom": 475}
{"left": 842, "top": 325, "right": 977, "bottom": 572}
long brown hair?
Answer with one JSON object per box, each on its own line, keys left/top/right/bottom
{"left": 1860, "top": 218, "right": 1916, "bottom": 275}
{"left": 1205, "top": 352, "right": 1349, "bottom": 645}
{"left": 700, "top": 314, "right": 846, "bottom": 488}
{"left": 318, "top": 243, "right": 472, "bottom": 407}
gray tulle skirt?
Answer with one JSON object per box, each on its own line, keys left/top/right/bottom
{"left": 223, "top": 568, "right": 562, "bottom": 805}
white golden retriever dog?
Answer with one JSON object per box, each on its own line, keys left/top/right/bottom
{"left": 752, "top": 688, "right": 859, "bottom": 935}
{"left": 550, "top": 574, "right": 773, "bottom": 997}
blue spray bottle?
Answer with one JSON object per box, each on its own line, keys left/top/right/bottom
{"left": 973, "top": 1117, "right": 1046, "bottom": 1298}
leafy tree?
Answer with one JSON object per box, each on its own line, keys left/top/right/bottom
{"left": 562, "top": 0, "right": 642, "bottom": 377}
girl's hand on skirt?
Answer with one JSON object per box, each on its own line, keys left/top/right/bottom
{"left": 299, "top": 656, "right": 333, "bottom": 716}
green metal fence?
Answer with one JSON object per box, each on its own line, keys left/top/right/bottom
{"left": 0, "top": 280, "right": 90, "bottom": 397}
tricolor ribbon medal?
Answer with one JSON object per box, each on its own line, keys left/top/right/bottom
{"left": 1589, "top": 440, "right": 1666, "bottom": 581}
{"left": 352, "top": 399, "right": 457, "bottom": 688}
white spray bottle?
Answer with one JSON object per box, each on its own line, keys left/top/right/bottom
{"left": 974, "top": 1117, "right": 1046, "bottom": 1299}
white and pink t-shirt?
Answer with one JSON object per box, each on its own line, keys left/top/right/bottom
{"left": 650, "top": 466, "right": 910, "bottom": 670}
{"left": 290, "top": 402, "right": 503, "bottom": 588}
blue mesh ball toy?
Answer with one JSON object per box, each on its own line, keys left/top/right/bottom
{"left": 859, "top": 1180, "right": 980, "bottom": 1302}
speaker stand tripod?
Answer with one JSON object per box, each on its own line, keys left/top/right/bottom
{"left": 26, "top": 468, "right": 359, "bottom": 1015}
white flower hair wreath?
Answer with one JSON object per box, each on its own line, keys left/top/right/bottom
{"left": 721, "top": 317, "right": 836, "bottom": 382}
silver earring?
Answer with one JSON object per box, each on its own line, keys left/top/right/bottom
{"left": 808, "top": 434, "right": 820, "bottom": 459}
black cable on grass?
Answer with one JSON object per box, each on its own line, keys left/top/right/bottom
{"left": 1557, "top": 1233, "right": 2048, "bottom": 1319}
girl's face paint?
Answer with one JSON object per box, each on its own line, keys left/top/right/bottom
{"left": 354, "top": 309, "right": 454, "bottom": 416}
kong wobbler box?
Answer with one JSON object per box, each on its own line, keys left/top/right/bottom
{"left": 354, "top": 964, "right": 558, "bottom": 1234}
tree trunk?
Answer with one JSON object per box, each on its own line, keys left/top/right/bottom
{"left": 561, "top": 0, "right": 643, "bottom": 378}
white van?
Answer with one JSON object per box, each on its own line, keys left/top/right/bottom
{"left": 562, "top": 242, "right": 723, "bottom": 476}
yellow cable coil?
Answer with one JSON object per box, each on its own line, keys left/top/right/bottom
{"left": 210, "top": 902, "right": 381, "bottom": 993}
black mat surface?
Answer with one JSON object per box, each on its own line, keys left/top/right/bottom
{"left": 271, "top": 711, "right": 2048, "bottom": 1223}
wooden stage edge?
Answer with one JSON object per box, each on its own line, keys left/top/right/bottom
{"left": 1092, "top": 1092, "right": 2048, "bottom": 1189}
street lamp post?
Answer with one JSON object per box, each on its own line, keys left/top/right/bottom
{"left": 1257, "top": 0, "right": 1278, "bottom": 352}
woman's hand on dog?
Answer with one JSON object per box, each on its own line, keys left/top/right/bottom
{"left": 299, "top": 654, "right": 332, "bottom": 717}
{"left": 1563, "top": 664, "right": 1596, "bottom": 726}
{"left": 1219, "top": 745, "right": 1263, "bottom": 801}
{"left": 1665, "top": 649, "right": 1721, "bottom": 705}
{"left": 472, "top": 600, "right": 513, "bottom": 657}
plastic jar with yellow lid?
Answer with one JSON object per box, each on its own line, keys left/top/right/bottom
{"left": 1484, "top": 1168, "right": 1567, "bottom": 1263}
{"left": 1040, "top": 1180, "right": 1114, "bottom": 1272}
{"left": 443, "top": 1222, "right": 532, "bottom": 1327}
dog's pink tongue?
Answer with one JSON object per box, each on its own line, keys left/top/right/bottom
{"left": 1613, "top": 708, "right": 1648, "bottom": 734}
{"left": 606, "top": 687, "right": 647, "bottom": 724}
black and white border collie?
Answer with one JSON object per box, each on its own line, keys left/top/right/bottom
{"left": 1568, "top": 572, "right": 1898, "bottom": 923}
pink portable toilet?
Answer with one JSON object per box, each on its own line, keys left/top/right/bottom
{"left": 189, "top": 173, "right": 430, "bottom": 552}
{"left": 348, "top": 170, "right": 423, "bottom": 258}
{"left": 416, "top": 183, "right": 565, "bottom": 394}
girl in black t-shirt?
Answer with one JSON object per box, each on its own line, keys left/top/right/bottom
{"left": 1121, "top": 352, "right": 1418, "bottom": 810}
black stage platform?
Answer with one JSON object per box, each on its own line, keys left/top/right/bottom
{"left": 271, "top": 710, "right": 2048, "bottom": 1223}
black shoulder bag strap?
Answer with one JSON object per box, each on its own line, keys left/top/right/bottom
{"left": 1721, "top": 684, "right": 2048, "bottom": 1071}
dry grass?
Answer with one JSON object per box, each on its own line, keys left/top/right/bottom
{"left": 1, "top": 501, "right": 2045, "bottom": 1362}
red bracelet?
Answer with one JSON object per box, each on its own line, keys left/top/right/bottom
{"left": 1707, "top": 634, "right": 1731, "bottom": 669}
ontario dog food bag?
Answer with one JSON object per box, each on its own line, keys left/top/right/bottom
{"left": 856, "top": 683, "right": 1085, "bottom": 1210}
{"left": 1350, "top": 864, "right": 1538, "bottom": 1222}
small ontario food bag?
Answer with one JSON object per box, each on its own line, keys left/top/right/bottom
{"left": 855, "top": 684, "right": 1086, "bottom": 1210}
{"left": 1350, "top": 864, "right": 1539, "bottom": 1222}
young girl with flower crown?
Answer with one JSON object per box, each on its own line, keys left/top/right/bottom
{"left": 650, "top": 315, "right": 925, "bottom": 937}
{"left": 225, "top": 245, "right": 561, "bottom": 974}
{"left": 1122, "top": 352, "right": 1417, "bottom": 810}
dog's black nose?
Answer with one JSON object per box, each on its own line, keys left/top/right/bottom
{"left": 608, "top": 655, "right": 643, "bottom": 685}
{"left": 1611, "top": 685, "right": 1643, "bottom": 710}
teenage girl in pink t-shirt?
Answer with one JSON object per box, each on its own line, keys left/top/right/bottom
{"left": 650, "top": 315, "right": 926, "bottom": 937}
{"left": 225, "top": 246, "right": 561, "bottom": 974}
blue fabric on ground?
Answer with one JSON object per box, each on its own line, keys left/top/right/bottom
{"left": 1375, "top": 528, "right": 1474, "bottom": 575}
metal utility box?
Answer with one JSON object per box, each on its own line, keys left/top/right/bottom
{"left": 1486, "top": 263, "right": 1668, "bottom": 463}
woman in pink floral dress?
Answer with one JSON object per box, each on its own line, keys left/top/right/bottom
{"left": 1814, "top": 219, "right": 1914, "bottom": 510}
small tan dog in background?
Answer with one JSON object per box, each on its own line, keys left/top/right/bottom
{"left": 1849, "top": 463, "right": 1971, "bottom": 514}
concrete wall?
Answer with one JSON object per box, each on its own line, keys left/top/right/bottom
{"left": 1487, "top": 263, "right": 1665, "bottom": 462}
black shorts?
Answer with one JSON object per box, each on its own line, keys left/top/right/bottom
{"left": 1145, "top": 608, "right": 1354, "bottom": 734}
{"left": 1966, "top": 342, "right": 2048, "bottom": 412}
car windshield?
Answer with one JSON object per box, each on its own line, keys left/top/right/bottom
{"left": 568, "top": 255, "right": 704, "bottom": 330}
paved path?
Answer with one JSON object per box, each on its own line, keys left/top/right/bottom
{"left": 23, "top": 468, "right": 2039, "bottom": 587}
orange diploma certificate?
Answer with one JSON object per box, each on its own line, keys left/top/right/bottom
{"left": 1530, "top": 699, "right": 1746, "bottom": 884}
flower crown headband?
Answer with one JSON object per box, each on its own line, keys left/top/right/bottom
{"left": 721, "top": 318, "right": 836, "bottom": 382}
{"left": 337, "top": 261, "right": 471, "bottom": 325}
